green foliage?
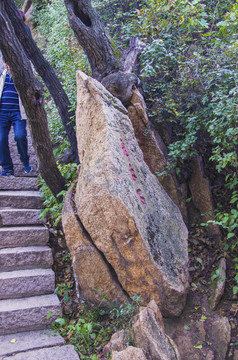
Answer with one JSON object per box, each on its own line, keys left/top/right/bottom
{"left": 38, "top": 163, "right": 77, "bottom": 226}
{"left": 33, "top": 0, "right": 90, "bottom": 153}
{"left": 94, "top": 0, "right": 238, "bottom": 292}
{"left": 211, "top": 267, "right": 226, "bottom": 282}
{"left": 14, "top": 0, "right": 24, "bottom": 8}
{"left": 55, "top": 282, "right": 73, "bottom": 304}
{"left": 52, "top": 295, "right": 142, "bottom": 359}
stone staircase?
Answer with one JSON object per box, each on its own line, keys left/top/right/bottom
{"left": 0, "top": 129, "right": 79, "bottom": 359}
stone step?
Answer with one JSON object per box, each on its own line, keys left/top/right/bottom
{"left": 0, "top": 190, "right": 42, "bottom": 209}
{"left": 0, "top": 294, "right": 61, "bottom": 335}
{"left": 0, "top": 209, "right": 43, "bottom": 226}
{"left": 13, "top": 164, "right": 38, "bottom": 178}
{"left": 0, "top": 226, "right": 49, "bottom": 249}
{"left": 0, "top": 246, "right": 53, "bottom": 271}
{"left": 0, "top": 177, "right": 38, "bottom": 191}
{"left": 2, "top": 345, "right": 79, "bottom": 359}
{"left": 0, "top": 329, "right": 65, "bottom": 357}
{"left": 0, "top": 268, "right": 55, "bottom": 300}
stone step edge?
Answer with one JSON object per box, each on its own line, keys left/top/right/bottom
{"left": 0, "top": 245, "right": 53, "bottom": 272}
{"left": 0, "top": 294, "right": 61, "bottom": 336}
{"left": 0, "top": 293, "right": 60, "bottom": 312}
{"left": 1, "top": 344, "right": 79, "bottom": 360}
{"left": 0, "top": 329, "right": 65, "bottom": 357}
{"left": 0, "top": 225, "right": 48, "bottom": 232}
{"left": 0, "top": 226, "right": 49, "bottom": 249}
{"left": 0, "top": 268, "right": 55, "bottom": 300}
{"left": 0, "top": 191, "right": 41, "bottom": 196}
{"left": 0, "top": 268, "right": 54, "bottom": 280}
{"left": 0, "top": 245, "right": 52, "bottom": 254}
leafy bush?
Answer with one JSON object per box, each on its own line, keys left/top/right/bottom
{"left": 33, "top": 0, "right": 90, "bottom": 153}
{"left": 52, "top": 294, "right": 142, "bottom": 359}
{"left": 38, "top": 162, "right": 78, "bottom": 226}
{"left": 92, "top": 0, "right": 238, "bottom": 292}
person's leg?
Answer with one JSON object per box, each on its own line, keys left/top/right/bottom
{"left": 11, "top": 112, "right": 30, "bottom": 168}
{"left": 0, "top": 112, "right": 13, "bottom": 173}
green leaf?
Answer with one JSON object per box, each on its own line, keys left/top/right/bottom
{"left": 55, "top": 317, "right": 66, "bottom": 326}
{"left": 194, "top": 344, "right": 203, "bottom": 349}
{"left": 47, "top": 311, "right": 51, "bottom": 320}
{"left": 184, "top": 325, "right": 190, "bottom": 330}
{"left": 233, "top": 286, "right": 238, "bottom": 295}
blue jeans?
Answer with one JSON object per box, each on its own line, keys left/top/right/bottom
{"left": 0, "top": 111, "right": 29, "bottom": 171}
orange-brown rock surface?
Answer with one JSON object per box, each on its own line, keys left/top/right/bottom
{"left": 127, "top": 88, "right": 188, "bottom": 222}
{"left": 62, "top": 71, "right": 189, "bottom": 317}
{"left": 188, "top": 156, "right": 222, "bottom": 241}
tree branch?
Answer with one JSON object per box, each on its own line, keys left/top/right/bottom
{"left": 4, "top": 0, "right": 78, "bottom": 160}
{"left": 0, "top": 3, "right": 66, "bottom": 200}
{"left": 64, "top": 0, "right": 120, "bottom": 81}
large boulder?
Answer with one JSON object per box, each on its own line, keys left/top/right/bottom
{"left": 62, "top": 71, "right": 189, "bottom": 317}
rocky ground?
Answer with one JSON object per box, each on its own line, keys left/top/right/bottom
{"left": 48, "top": 221, "right": 237, "bottom": 360}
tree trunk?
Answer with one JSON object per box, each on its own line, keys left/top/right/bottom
{"left": 0, "top": 3, "right": 66, "bottom": 201}
{"left": 64, "top": 0, "right": 120, "bottom": 81}
{"left": 64, "top": 0, "right": 145, "bottom": 105}
{"left": 22, "top": 0, "right": 32, "bottom": 14}
{"left": 4, "top": 0, "right": 78, "bottom": 161}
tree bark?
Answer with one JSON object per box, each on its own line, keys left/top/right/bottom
{"left": 64, "top": 0, "right": 146, "bottom": 106}
{"left": 4, "top": 0, "right": 78, "bottom": 161}
{"left": 22, "top": 0, "right": 32, "bottom": 14}
{"left": 64, "top": 0, "right": 120, "bottom": 81}
{"left": 0, "top": 2, "right": 66, "bottom": 200}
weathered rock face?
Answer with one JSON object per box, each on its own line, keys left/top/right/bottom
{"left": 132, "top": 301, "right": 181, "bottom": 360}
{"left": 62, "top": 71, "right": 189, "bottom": 317}
{"left": 105, "top": 300, "right": 181, "bottom": 360}
{"left": 209, "top": 257, "right": 226, "bottom": 310}
{"left": 62, "top": 187, "right": 127, "bottom": 305}
{"left": 127, "top": 89, "right": 188, "bottom": 223}
{"left": 188, "top": 156, "right": 221, "bottom": 241}
{"left": 165, "top": 294, "right": 232, "bottom": 360}
{"left": 111, "top": 346, "right": 147, "bottom": 360}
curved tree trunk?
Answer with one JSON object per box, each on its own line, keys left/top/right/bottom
{"left": 64, "top": 0, "right": 120, "bottom": 81}
{"left": 0, "top": 3, "right": 66, "bottom": 201}
{"left": 5, "top": 0, "right": 78, "bottom": 161}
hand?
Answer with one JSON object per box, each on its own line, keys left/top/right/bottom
{"left": 4, "top": 62, "right": 11, "bottom": 75}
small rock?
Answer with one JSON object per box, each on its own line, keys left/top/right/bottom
{"left": 209, "top": 257, "right": 226, "bottom": 310}
{"left": 133, "top": 301, "right": 181, "bottom": 360}
{"left": 205, "top": 316, "right": 231, "bottom": 360}
{"left": 206, "top": 350, "right": 214, "bottom": 360}
{"left": 103, "top": 330, "right": 128, "bottom": 354}
{"left": 111, "top": 346, "right": 147, "bottom": 360}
